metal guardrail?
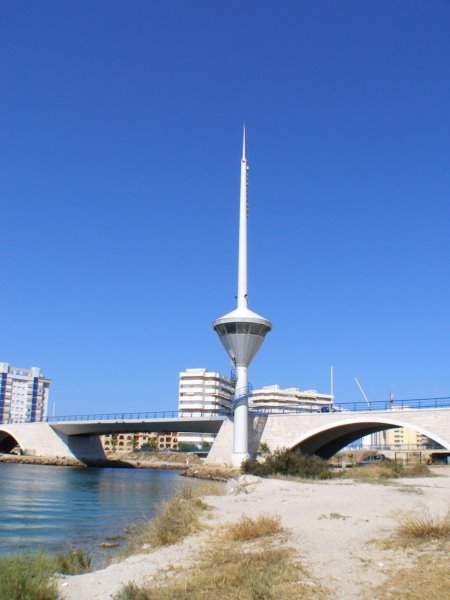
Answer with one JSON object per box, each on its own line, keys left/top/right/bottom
{"left": 47, "top": 410, "right": 226, "bottom": 422}
{"left": 2, "top": 396, "right": 449, "bottom": 425}
{"left": 232, "top": 384, "right": 253, "bottom": 405}
{"left": 0, "top": 411, "right": 227, "bottom": 424}
{"left": 250, "top": 396, "right": 450, "bottom": 415}
{"left": 333, "top": 396, "right": 450, "bottom": 412}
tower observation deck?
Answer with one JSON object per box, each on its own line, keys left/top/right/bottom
{"left": 212, "top": 128, "right": 271, "bottom": 466}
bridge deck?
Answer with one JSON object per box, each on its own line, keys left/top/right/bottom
{"left": 49, "top": 416, "right": 226, "bottom": 436}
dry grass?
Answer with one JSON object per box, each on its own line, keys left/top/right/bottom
{"left": 402, "top": 463, "right": 431, "bottom": 477}
{"left": 374, "top": 510, "right": 450, "bottom": 598}
{"left": 122, "top": 488, "right": 208, "bottom": 555}
{"left": 190, "top": 482, "right": 226, "bottom": 497}
{"left": 374, "top": 556, "right": 450, "bottom": 599}
{"left": 393, "top": 510, "right": 450, "bottom": 545}
{"left": 335, "top": 462, "right": 432, "bottom": 482}
{"left": 226, "top": 514, "right": 283, "bottom": 542}
{"left": 114, "top": 514, "right": 327, "bottom": 600}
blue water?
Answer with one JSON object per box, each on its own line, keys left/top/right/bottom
{"left": 0, "top": 463, "right": 201, "bottom": 562}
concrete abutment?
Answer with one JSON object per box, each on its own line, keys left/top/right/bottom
{"left": 0, "top": 423, "right": 106, "bottom": 461}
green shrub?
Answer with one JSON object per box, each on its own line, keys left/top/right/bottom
{"left": 0, "top": 546, "right": 92, "bottom": 600}
{"left": 242, "top": 448, "right": 332, "bottom": 479}
{"left": 0, "top": 551, "right": 57, "bottom": 600}
{"left": 123, "top": 488, "right": 207, "bottom": 555}
{"left": 54, "top": 548, "right": 91, "bottom": 574}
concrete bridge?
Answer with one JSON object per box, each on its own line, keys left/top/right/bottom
{"left": 0, "top": 415, "right": 224, "bottom": 461}
{"left": 1, "top": 405, "right": 450, "bottom": 463}
{"left": 206, "top": 406, "right": 450, "bottom": 464}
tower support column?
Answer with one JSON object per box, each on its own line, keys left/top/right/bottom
{"left": 231, "top": 365, "right": 249, "bottom": 466}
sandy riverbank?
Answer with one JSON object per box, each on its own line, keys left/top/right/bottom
{"left": 59, "top": 466, "right": 450, "bottom": 600}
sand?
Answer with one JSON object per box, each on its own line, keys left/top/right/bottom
{"left": 58, "top": 466, "right": 450, "bottom": 599}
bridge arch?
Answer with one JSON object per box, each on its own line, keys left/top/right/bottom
{"left": 286, "top": 416, "right": 450, "bottom": 459}
{"left": 0, "top": 428, "right": 23, "bottom": 454}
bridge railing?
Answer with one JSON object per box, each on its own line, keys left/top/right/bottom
{"left": 232, "top": 384, "right": 253, "bottom": 405}
{"left": 43, "top": 410, "right": 227, "bottom": 423}
{"left": 2, "top": 396, "right": 449, "bottom": 425}
{"left": 249, "top": 396, "right": 450, "bottom": 415}
{"left": 333, "top": 396, "right": 450, "bottom": 412}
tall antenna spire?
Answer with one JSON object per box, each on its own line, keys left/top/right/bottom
{"left": 212, "top": 128, "right": 271, "bottom": 467}
{"left": 237, "top": 126, "right": 248, "bottom": 309}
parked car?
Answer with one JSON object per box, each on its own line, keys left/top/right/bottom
{"left": 357, "top": 454, "right": 391, "bottom": 466}
{"left": 320, "top": 405, "right": 338, "bottom": 413}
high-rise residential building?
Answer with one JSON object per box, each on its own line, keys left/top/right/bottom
{"left": 177, "top": 368, "right": 334, "bottom": 447}
{"left": 0, "top": 363, "right": 50, "bottom": 423}
{"left": 250, "top": 385, "right": 333, "bottom": 413}
{"left": 178, "top": 368, "right": 235, "bottom": 446}
{"left": 178, "top": 368, "right": 235, "bottom": 417}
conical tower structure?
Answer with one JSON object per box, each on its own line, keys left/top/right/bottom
{"left": 213, "top": 128, "right": 271, "bottom": 466}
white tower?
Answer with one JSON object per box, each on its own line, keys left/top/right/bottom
{"left": 212, "top": 128, "right": 272, "bottom": 467}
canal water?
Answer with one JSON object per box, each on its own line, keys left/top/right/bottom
{"left": 0, "top": 463, "right": 202, "bottom": 563}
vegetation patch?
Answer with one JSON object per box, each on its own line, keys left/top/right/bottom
{"left": 242, "top": 448, "right": 332, "bottom": 479}
{"left": 374, "top": 554, "right": 450, "bottom": 599}
{"left": 0, "top": 552, "right": 57, "bottom": 600}
{"left": 122, "top": 488, "right": 210, "bottom": 555}
{"left": 114, "top": 514, "right": 327, "bottom": 600}
{"left": 0, "top": 548, "right": 91, "bottom": 600}
{"left": 181, "top": 465, "right": 239, "bottom": 481}
{"left": 335, "top": 462, "right": 432, "bottom": 482}
{"left": 392, "top": 510, "right": 450, "bottom": 546}
{"left": 54, "top": 548, "right": 92, "bottom": 574}
{"left": 373, "top": 510, "right": 450, "bottom": 598}
{"left": 226, "top": 514, "right": 283, "bottom": 542}
{"left": 318, "top": 513, "right": 349, "bottom": 520}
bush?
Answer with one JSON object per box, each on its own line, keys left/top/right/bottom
{"left": 0, "top": 552, "right": 57, "bottom": 600}
{"left": 396, "top": 510, "right": 450, "bottom": 543}
{"left": 227, "top": 514, "right": 283, "bottom": 542}
{"left": 242, "top": 448, "right": 332, "bottom": 479}
{"left": 123, "top": 488, "right": 207, "bottom": 554}
{"left": 177, "top": 443, "right": 199, "bottom": 452}
{"left": 0, "top": 546, "right": 92, "bottom": 600}
{"left": 55, "top": 548, "right": 91, "bottom": 574}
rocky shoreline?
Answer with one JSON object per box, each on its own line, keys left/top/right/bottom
{"left": 0, "top": 452, "right": 240, "bottom": 479}
{"left": 180, "top": 464, "right": 239, "bottom": 481}
{"left": 0, "top": 454, "right": 84, "bottom": 467}
{"left": 0, "top": 453, "right": 188, "bottom": 470}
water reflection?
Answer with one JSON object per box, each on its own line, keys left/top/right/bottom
{"left": 0, "top": 463, "right": 200, "bottom": 561}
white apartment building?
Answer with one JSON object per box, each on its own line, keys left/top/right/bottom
{"left": 250, "top": 385, "right": 333, "bottom": 413}
{"left": 177, "top": 369, "right": 333, "bottom": 447}
{"left": 178, "top": 368, "right": 235, "bottom": 417}
{"left": 0, "top": 363, "right": 50, "bottom": 423}
{"left": 178, "top": 368, "right": 235, "bottom": 446}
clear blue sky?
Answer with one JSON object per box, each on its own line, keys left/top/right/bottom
{"left": 1, "top": 1, "right": 449, "bottom": 415}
